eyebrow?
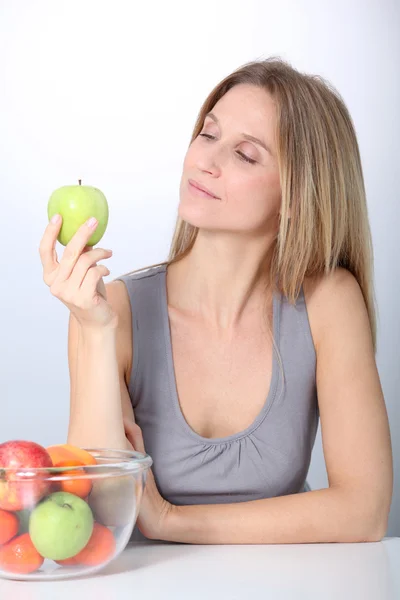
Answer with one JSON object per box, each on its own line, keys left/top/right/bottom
{"left": 205, "top": 112, "right": 274, "bottom": 156}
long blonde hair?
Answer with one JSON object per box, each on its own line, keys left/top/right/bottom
{"left": 123, "top": 57, "right": 377, "bottom": 351}
{"left": 166, "top": 56, "right": 377, "bottom": 351}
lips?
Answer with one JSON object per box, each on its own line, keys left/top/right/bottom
{"left": 188, "top": 179, "right": 219, "bottom": 199}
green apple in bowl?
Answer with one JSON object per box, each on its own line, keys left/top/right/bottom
{"left": 29, "top": 491, "right": 94, "bottom": 560}
{"left": 47, "top": 180, "right": 109, "bottom": 246}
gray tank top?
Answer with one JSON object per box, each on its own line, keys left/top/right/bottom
{"left": 116, "top": 264, "right": 319, "bottom": 541}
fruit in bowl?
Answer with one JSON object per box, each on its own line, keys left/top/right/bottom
{"left": 0, "top": 533, "right": 44, "bottom": 575}
{"left": 0, "top": 442, "right": 152, "bottom": 581}
{"left": 46, "top": 444, "right": 96, "bottom": 499}
{"left": 0, "top": 440, "right": 53, "bottom": 511}
{"left": 55, "top": 523, "right": 116, "bottom": 567}
{"left": 29, "top": 491, "right": 94, "bottom": 560}
{"left": 0, "top": 510, "right": 19, "bottom": 545}
{"left": 46, "top": 444, "right": 98, "bottom": 467}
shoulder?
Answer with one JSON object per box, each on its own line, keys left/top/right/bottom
{"left": 116, "top": 263, "right": 167, "bottom": 285}
{"left": 302, "top": 267, "right": 372, "bottom": 353}
{"left": 303, "top": 266, "right": 364, "bottom": 308}
{"left": 107, "top": 263, "right": 167, "bottom": 318}
{"left": 105, "top": 279, "right": 131, "bottom": 324}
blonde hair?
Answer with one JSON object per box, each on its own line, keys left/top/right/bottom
{"left": 123, "top": 56, "right": 377, "bottom": 351}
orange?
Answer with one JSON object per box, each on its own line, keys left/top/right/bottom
{"left": 73, "top": 523, "right": 116, "bottom": 567}
{"left": 55, "top": 459, "right": 92, "bottom": 499}
{"left": 62, "top": 444, "right": 97, "bottom": 466}
{"left": 0, "top": 509, "right": 19, "bottom": 545}
{"left": 46, "top": 444, "right": 97, "bottom": 467}
{"left": 46, "top": 445, "right": 96, "bottom": 497}
{"left": 0, "top": 533, "right": 44, "bottom": 574}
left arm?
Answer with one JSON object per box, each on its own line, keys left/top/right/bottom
{"left": 131, "top": 269, "right": 393, "bottom": 544}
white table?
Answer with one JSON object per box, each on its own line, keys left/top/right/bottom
{"left": 0, "top": 537, "right": 399, "bottom": 599}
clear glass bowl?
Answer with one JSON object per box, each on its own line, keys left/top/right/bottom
{"left": 0, "top": 448, "right": 152, "bottom": 581}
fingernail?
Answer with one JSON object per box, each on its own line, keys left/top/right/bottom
{"left": 51, "top": 214, "right": 61, "bottom": 224}
{"left": 87, "top": 217, "right": 98, "bottom": 228}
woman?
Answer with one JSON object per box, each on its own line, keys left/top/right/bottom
{"left": 39, "top": 57, "right": 393, "bottom": 544}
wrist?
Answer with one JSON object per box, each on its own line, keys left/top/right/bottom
{"left": 79, "top": 318, "right": 119, "bottom": 342}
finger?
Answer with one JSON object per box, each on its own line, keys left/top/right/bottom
{"left": 39, "top": 215, "right": 63, "bottom": 286}
{"left": 68, "top": 248, "right": 112, "bottom": 289}
{"left": 79, "top": 264, "right": 110, "bottom": 307}
{"left": 134, "top": 427, "right": 146, "bottom": 454}
{"left": 57, "top": 217, "right": 99, "bottom": 282}
{"left": 125, "top": 422, "right": 145, "bottom": 453}
{"left": 96, "top": 277, "right": 107, "bottom": 301}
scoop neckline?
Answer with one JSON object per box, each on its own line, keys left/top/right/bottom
{"left": 159, "top": 264, "right": 281, "bottom": 446}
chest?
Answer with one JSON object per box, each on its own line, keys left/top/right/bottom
{"left": 168, "top": 307, "right": 274, "bottom": 439}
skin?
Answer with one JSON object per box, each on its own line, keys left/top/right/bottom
{"left": 41, "top": 84, "right": 393, "bottom": 544}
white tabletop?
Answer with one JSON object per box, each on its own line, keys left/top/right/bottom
{"left": 1, "top": 537, "right": 399, "bottom": 599}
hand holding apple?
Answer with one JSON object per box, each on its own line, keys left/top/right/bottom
{"left": 39, "top": 186, "right": 117, "bottom": 329}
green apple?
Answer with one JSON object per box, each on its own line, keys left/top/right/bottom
{"left": 29, "top": 491, "right": 94, "bottom": 560}
{"left": 47, "top": 179, "right": 109, "bottom": 246}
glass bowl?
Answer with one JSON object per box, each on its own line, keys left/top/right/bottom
{"left": 0, "top": 448, "right": 152, "bottom": 581}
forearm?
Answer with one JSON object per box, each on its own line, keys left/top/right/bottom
{"left": 165, "top": 487, "right": 384, "bottom": 545}
{"left": 67, "top": 323, "right": 128, "bottom": 450}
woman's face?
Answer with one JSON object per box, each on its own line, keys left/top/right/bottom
{"left": 178, "top": 84, "right": 282, "bottom": 235}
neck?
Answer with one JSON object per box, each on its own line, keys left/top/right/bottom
{"left": 168, "top": 228, "right": 276, "bottom": 330}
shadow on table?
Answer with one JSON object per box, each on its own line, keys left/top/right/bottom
{"left": 96, "top": 540, "right": 199, "bottom": 578}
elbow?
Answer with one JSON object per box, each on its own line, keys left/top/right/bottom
{"left": 333, "top": 485, "right": 391, "bottom": 543}
{"left": 340, "top": 512, "right": 388, "bottom": 543}
{"left": 349, "top": 501, "right": 390, "bottom": 543}
{"left": 355, "top": 521, "right": 387, "bottom": 544}
{"left": 360, "top": 482, "right": 393, "bottom": 543}
{"left": 362, "top": 510, "right": 389, "bottom": 543}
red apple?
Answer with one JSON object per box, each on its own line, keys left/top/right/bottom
{"left": 0, "top": 440, "right": 53, "bottom": 511}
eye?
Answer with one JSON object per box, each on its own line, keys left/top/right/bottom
{"left": 199, "top": 134, "right": 257, "bottom": 165}
{"left": 236, "top": 151, "right": 257, "bottom": 165}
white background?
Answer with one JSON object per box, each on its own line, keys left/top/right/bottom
{"left": 0, "top": 0, "right": 398, "bottom": 536}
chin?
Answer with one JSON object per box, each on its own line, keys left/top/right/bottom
{"left": 177, "top": 200, "right": 221, "bottom": 230}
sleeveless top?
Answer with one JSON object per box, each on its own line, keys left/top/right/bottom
{"left": 116, "top": 264, "right": 319, "bottom": 541}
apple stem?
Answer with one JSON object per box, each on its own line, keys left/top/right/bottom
{"left": 62, "top": 503, "right": 73, "bottom": 510}
{"left": 78, "top": 179, "right": 82, "bottom": 186}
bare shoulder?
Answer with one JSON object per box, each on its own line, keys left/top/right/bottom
{"left": 105, "top": 279, "right": 133, "bottom": 385}
{"left": 302, "top": 267, "right": 372, "bottom": 352}
{"left": 105, "top": 279, "right": 131, "bottom": 320}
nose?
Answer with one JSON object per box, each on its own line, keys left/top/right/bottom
{"left": 195, "top": 142, "right": 225, "bottom": 177}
